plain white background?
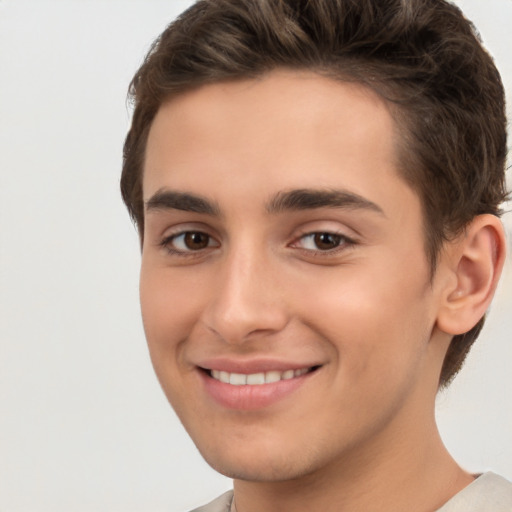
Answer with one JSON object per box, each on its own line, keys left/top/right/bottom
{"left": 0, "top": 1, "right": 510, "bottom": 511}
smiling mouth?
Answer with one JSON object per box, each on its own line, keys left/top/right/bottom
{"left": 206, "top": 366, "right": 320, "bottom": 386}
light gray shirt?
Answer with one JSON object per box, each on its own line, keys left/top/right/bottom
{"left": 190, "top": 472, "right": 512, "bottom": 512}
{"left": 436, "top": 472, "right": 512, "bottom": 512}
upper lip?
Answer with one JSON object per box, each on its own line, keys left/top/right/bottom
{"left": 197, "top": 357, "right": 323, "bottom": 374}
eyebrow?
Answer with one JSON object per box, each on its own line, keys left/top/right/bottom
{"left": 145, "top": 187, "right": 384, "bottom": 217}
{"left": 266, "top": 188, "right": 385, "bottom": 216}
{"left": 145, "top": 190, "right": 221, "bottom": 216}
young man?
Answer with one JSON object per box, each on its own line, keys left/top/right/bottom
{"left": 121, "top": 0, "right": 511, "bottom": 510}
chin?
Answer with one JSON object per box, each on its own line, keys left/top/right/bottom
{"left": 203, "top": 451, "right": 314, "bottom": 483}
{"left": 192, "top": 431, "right": 327, "bottom": 483}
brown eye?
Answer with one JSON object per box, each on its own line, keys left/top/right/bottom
{"left": 183, "top": 232, "right": 210, "bottom": 250}
{"left": 313, "top": 233, "right": 343, "bottom": 250}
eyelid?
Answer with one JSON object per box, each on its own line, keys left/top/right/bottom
{"left": 156, "top": 221, "right": 219, "bottom": 243}
{"left": 165, "top": 231, "right": 219, "bottom": 249}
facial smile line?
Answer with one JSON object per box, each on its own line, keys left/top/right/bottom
{"left": 208, "top": 367, "right": 316, "bottom": 386}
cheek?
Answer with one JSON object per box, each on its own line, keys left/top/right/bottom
{"left": 139, "top": 266, "right": 208, "bottom": 412}
{"left": 294, "top": 262, "right": 433, "bottom": 382}
{"left": 139, "top": 266, "right": 201, "bottom": 366}
{"left": 299, "top": 277, "right": 433, "bottom": 436}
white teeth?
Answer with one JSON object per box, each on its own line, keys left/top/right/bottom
{"left": 229, "top": 373, "right": 247, "bottom": 385}
{"left": 209, "top": 367, "right": 313, "bottom": 385}
{"left": 265, "top": 371, "right": 282, "bottom": 383}
{"left": 247, "top": 372, "right": 265, "bottom": 385}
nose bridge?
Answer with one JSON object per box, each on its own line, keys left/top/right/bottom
{"left": 202, "top": 238, "right": 288, "bottom": 343}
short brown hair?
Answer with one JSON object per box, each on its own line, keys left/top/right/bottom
{"left": 121, "top": 0, "right": 508, "bottom": 387}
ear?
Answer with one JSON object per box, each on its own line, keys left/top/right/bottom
{"left": 436, "top": 214, "right": 507, "bottom": 336}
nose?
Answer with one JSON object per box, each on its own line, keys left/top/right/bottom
{"left": 200, "top": 244, "right": 290, "bottom": 344}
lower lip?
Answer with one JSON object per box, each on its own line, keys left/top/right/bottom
{"left": 200, "top": 370, "right": 316, "bottom": 410}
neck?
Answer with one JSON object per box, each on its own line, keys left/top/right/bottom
{"left": 232, "top": 410, "right": 473, "bottom": 512}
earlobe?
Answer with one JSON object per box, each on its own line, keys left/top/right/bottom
{"left": 436, "top": 214, "right": 506, "bottom": 336}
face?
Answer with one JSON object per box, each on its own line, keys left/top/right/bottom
{"left": 140, "top": 71, "right": 449, "bottom": 483}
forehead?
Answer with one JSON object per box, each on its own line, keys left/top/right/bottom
{"left": 143, "top": 70, "right": 415, "bottom": 218}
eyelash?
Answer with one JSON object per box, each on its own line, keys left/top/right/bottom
{"left": 158, "top": 229, "right": 356, "bottom": 259}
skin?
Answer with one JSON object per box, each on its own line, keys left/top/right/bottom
{"left": 139, "top": 71, "right": 499, "bottom": 511}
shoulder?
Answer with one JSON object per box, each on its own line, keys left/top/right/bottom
{"left": 436, "top": 472, "right": 512, "bottom": 512}
{"left": 189, "top": 490, "right": 234, "bottom": 512}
